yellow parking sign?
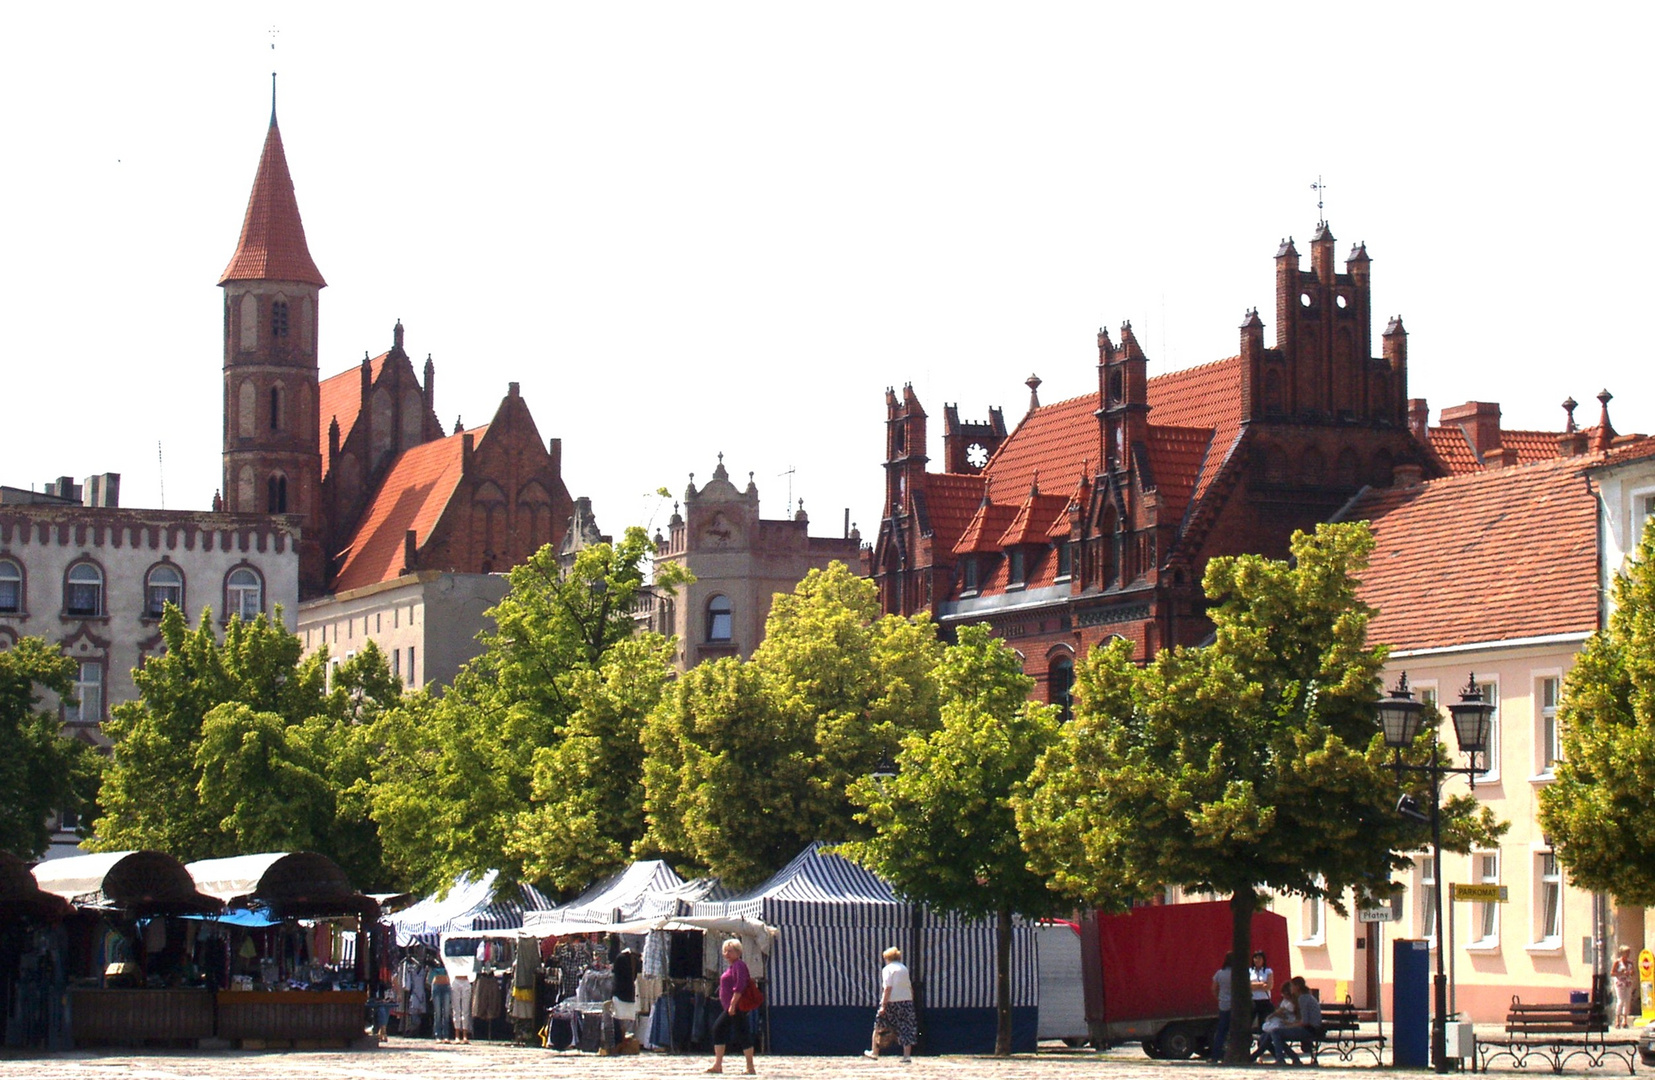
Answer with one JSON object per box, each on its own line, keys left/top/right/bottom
{"left": 1451, "top": 883, "right": 1509, "bottom": 903}
{"left": 1640, "top": 949, "right": 1654, "bottom": 1025}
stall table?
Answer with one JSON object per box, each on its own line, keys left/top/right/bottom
{"left": 216, "top": 989, "right": 369, "bottom": 1047}
{"left": 70, "top": 987, "right": 215, "bottom": 1045}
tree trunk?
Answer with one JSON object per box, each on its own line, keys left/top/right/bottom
{"left": 995, "top": 903, "right": 1013, "bottom": 1056}
{"left": 1226, "top": 889, "right": 1258, "bottom": 1064}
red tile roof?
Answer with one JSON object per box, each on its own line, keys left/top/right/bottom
{"left": 1345, "top": 455, "right": 1601, "bottom": 653}
{"left": 983, "top": 394, "right": 1098, "bottom": 506}
{"left": 1429, "top": 424, "right": 1604, "bottom": 476}
{"left": 1145, "top": 356, "right": 1244, "bottom": 505}
{"left": 919, "top": 473, "right": 984, "bottom": 554}
{"left": 997, "top": 491, "right": 1072, "bottom": 547}
{"left": 316, "top": 354, "right": 389, "bottom": 478}
{"left": 1143, "top": 424, "right": 1215, "bottom": 525}
{"left": 220, "top": 120, "right": 326, "bottom": 287}
{"left": 331, "top": 425, "right": 486, "bottom": 592}
{"left": 954, "top": 499, "right": 1020, "bottom": 555}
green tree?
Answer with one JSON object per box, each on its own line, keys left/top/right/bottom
{"left": 95, "top": 609, "right": 399, "bottom": 886}
{"left": 641, "top": 657, "right": 823, "bottom": 887}
{"left": 639, "top": 562, "right": 942, "bottom": 885}
{"left": 506, "top": 635, "right": 676, "bottom": 891}
{"left": 0, "top": 637, "right": 102, "bottom": 859}
{"left": 95, "top": 606, "right": 328, "bottom": 859}
{"left": 1539, "top": 516, "right": 1655, "bottom": 904}
{"left": 369, "top": 528, "right": 686, "bottom": 893}
{"left": 1015, "top": 523, "right": 1502, "bottom": 1062}
{"left": 841, "top": 623, "right": 1063, "bottom": 1056}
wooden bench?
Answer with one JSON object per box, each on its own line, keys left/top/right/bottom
{"left": 1254, "top": 996, "right": 1385, "bottom": 1065}
{"left": 1310, "top": 999, "right": 1387, "bottom": 1065}
{"left": 1475, "top": 996, "right": 1638, "bottom": 1074}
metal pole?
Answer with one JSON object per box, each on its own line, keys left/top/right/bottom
{"left": 1431, "top": 742, "right": 1449, "bottom": 1074}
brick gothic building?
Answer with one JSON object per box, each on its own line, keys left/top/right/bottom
{"left": 872, "top": 223, "right": 1437, "bottom": 707}
{"left": 220, "top": 106, "right": 573, "bottom": 599}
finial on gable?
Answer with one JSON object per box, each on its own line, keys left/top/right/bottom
{"left": 1026, "top": 373, "right": 1042, "bottom": 414}
{"left": 1592, "top": 389, "right": 1617, "bottom": 452}
{"left": 1562, "top": 396, "right": 1579, "bottom": 433}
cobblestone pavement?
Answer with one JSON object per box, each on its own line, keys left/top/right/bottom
{"left": 0, "top": 1039, "right": 1449, "bottom": 1080}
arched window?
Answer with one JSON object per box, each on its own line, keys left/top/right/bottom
{"left": 269, "top": 385, "right": 282, "bottom": 431}
{"left": 1048, "top": 655, "right": 1075, "bottom": 722}
{"left": 267, "top": 473, "right": 288, "bottom": 513}
{"left": 0, "top": 558, "right": 21, "bottom": 614}
{"left": 227, "top": 567, "right": 263, "bottom": 620}
{"left": 64, "top": 563, "right": 103, "bottom": 617}
{"left": 706, "top": 594, "right": 733, "bottom": 642}
{"left": 270, "top": 300, "right": 290, "bottom": 338}
{"left": 145, "top": 564, "right": 183, "bottom": 618}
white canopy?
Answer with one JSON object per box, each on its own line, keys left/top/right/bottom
{"left": 444, "top": 912, "right": 775, "bottom": 946}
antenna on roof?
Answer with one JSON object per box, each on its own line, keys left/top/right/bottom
{"left": 1311, "top": 175, "right": 1328, "bottom": 226}
{"left": 157, "top": 441, "right": 166, "bottom": 510}
{"left": 778, "top": 465, "right": 796, "bottom": 509}
{"left": 268, "top": 25, "right": 279, "bottom": 122}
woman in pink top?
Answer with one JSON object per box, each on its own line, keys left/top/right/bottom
{"left": 707, "top": 938, "right": 755, "bottom": 1075}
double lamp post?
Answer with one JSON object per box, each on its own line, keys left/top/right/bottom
{"left": 1374, "top": 672, "right": 1496, "bottom": 1075}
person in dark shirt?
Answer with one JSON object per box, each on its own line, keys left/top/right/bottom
{"left": 612, "top": 946, "right": 640, "bottom": 1037}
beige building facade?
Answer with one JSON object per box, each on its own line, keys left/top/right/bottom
{"left": 644, "top": 457, "right": 862, "bottom": 670}
{"left": 1284, "top": 428, "right": 1655, "bottom": 1020}
{"left": 297, "top": 570, "right": 509, "bottom": 692}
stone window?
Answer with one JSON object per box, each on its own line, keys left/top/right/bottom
{"left": 69, "top": 660, "right": 103, "bottom": 723}
{"left": 271, "top": 300, "right": 290, "bottom": 338}
{"left": 706, "top": 594, "right": 733, "bottom": 643}
{"left": 226, "top": 567, "right": 263, "bottom": 620}
{"left": 0, "top": 558, "right": 21, "bottom": 614}
{"left": 64, "top": 562, "right": 103, "bottom": 617}
{"left": 145, "top": 563, "right": 184, "bottom": 618}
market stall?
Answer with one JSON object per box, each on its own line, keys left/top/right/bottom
{"left": 31, "top": 851, "right": 223, "bottom": 1047}
{"left": 1, "top": 852, "right": 73, "bottom": 1049}
{"left": 186, "top": 852, "right": 380, "bottom": 1047}
{"left": 689, "top": 842, "right": 1038, "bottom": 1055}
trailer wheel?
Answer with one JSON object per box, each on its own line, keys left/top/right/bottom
{"left": 1142, "top": 1039, "right": 1164, "bottom": 1058}
{"left": 1157, "top": 1026, "right": 1198, "bottom": 1060}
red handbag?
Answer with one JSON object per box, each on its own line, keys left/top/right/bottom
{"left": 736, "top": 981, "right": 765, "bottom": 1012}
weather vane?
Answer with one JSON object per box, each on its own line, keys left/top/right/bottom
{"left": 269, "top": 25, "right": 279, "bottom": 50}
{"left": 1311, "top": 175, "right": 1328, "bottom": 225}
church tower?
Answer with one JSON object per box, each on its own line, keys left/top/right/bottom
{"left": 220, "top": 93, "right": 328, "bottom": 595}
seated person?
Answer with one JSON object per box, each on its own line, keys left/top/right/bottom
{"left": 1266, "top": 976, "right": 1324, "bottom": 1065}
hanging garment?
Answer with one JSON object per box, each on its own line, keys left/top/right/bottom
{"left": 471, "top": 970, "right": 504, "bottom": 1020}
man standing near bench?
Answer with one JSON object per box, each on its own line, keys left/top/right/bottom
{"left": 1267, "top": 977, "right": 1324, "bottom": 1065}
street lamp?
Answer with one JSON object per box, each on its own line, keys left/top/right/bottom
{"left": 1378, "top": 672, "right": 1494, "bottom": 1075}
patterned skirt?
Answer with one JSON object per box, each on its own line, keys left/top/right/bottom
{"left": 875, "top": 1000, "right": 918, "bottom": 1048}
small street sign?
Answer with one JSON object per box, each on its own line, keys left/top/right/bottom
{"left": 1451, "top": 883, "right": 1509, "bottom": 903}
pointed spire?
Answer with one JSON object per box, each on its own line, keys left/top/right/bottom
{"left": 1026, "top": 373, "right": 1042, "bottom": 414}
{"left": 1592, "top": 390, "right": 1617, "bottom": 452}
{"left": 454, "top": 415, "right": 464, "bottom": 435}
{"left": 220, "top": 105, "right": 326, "bottom": 287}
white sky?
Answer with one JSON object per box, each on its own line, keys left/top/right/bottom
{"left": 3, "top": 4, "right": 1650, "bottom": 544}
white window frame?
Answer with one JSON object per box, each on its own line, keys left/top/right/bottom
{"left": 1468, "top": 850, "right": 1501, "bottom": 950}
{"left": 69, "top": 660, "right": 103, "bottom": 723}
{"left": 64, "top": 562, "right": 103, "bottom": 618}
{"left": 1531, "top": 850, "right": 1564, "bottom": 951}
{"left": 1300, "top": 877, "right": 1326, "bottom": 947}
{"left": 0, "top": 558, "right": 22, "bottom": 614}
{"left": 145, "top": 563, "right": 184, "bottom": 618}
{"left": 705, "top": 594, "right": 733, "bottom": 643}
{"left": 1535, "top": 674, "right": 1562, "bottom": 779}
{"left": 1418, "top": 857, "right": 1438, "bottom": 948}
{"left": 1472, "top": 678, "right": 1500, "bottom": 782}
{"left": 227, "top": 567, "right": 263, "bottom": 620}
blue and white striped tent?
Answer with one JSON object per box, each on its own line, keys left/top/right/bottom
{"left": 523, "top": 860, "right": 730, "bottom": 931}
{"left": 690, "top": 842, "right": 1037, "bottom": 1055}
{"left": 386, "top": 870, "right": 556, "bottom": 947}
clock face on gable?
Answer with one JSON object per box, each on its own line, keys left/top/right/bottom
{"left": 966, "top": 443, "right": 989, "bottom": 469}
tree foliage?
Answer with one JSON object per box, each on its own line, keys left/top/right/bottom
{"left": 841, "top": 623, "right": 1063, "bottom": 1055}
{"left": 506, "top": 635, "right": 676, "bottom": 891}
{"left": 640, "top": 562, "right": 942, "bottom": 886}
{"left": 369, "top": 528, "right": 685, "bottom": 894}
{"left": 1015, "top": 523, "right": 1502, "bottom": 1061}
{"left": 94, "top": 608, "right": 399, "bottom": 887}
{"left": 0, "top": 637, "right": 102, "bottom": 859}
{"left": 1540, "top": 516, "right": 1655, "bottom": 904}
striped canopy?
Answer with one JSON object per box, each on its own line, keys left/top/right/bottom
{"left": 386, "top": 870, "right": 555, "bottom": 946}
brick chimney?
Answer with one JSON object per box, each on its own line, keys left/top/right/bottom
{"left": 1392, "top": 462, "right": 1425, "bottom": 488}
{"left": 1440, "top": 401, "right": 1503, "bottom": 462}
{"left": 1484, "top": 447, "right": 1519, "bottom": 470}
{"left": 1407, "top": 398, "right": 1430, "bottom": 441}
